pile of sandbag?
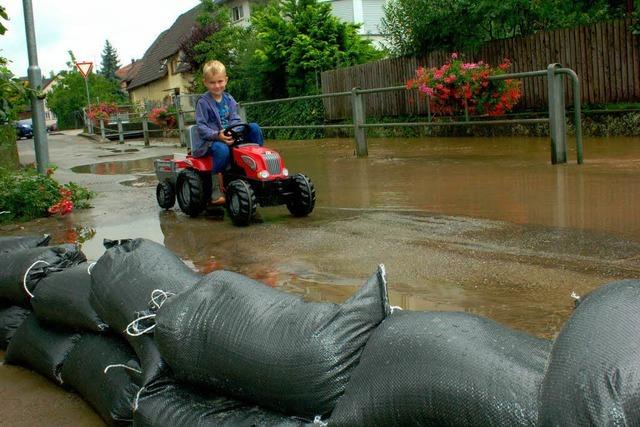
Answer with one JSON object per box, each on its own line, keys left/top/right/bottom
{"left": 2, "top": 234, "right": 639, "bottom": 426}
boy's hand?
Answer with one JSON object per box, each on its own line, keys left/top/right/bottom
{"left": 217, "top": 131, "right": 233, "bottom": 145}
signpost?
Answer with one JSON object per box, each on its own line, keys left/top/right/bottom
{"left": 75, "top": 61, "right": 94, "bottom": 133}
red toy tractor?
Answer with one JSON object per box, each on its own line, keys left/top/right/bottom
{"left": 154, "top": 123, "right": 316, "bottom": 226}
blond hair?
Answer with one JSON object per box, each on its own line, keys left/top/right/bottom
{"left": 203, "top": 60, "right": 226, "bottom": 78}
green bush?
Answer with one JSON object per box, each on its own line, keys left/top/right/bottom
{"left": 0, "top": 166, "right": 95, "bottom": 224}
{"left": 245, "top": 98, "right": 327, "bottom": 139}
{"left": 0, "top": 124, "right": 19, "bottom": 169}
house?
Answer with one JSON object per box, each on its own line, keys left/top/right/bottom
{"left": 125, "top": 0, "right": 387, "bottom": 104}
{"left": 126, "top": 6, "right": 202, "bottom": 105}
{"left": 115, "top": 59, "right": 144, "bottom": 95}
{"left": 322, "top": 0, "right": 388, "bottom": 47}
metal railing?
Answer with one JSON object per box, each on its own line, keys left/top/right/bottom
{"left": 84, "top": 64, "right": 583, "bottom": 164}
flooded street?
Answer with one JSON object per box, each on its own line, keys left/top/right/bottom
{"left": 9, "top": 133, "right": 640, "bottom": 340}
{"left": 4, "top": 131, "right": 640, "bottom": 423}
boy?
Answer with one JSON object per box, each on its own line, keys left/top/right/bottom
{"left": 194, "top": 60, "right": 264, "bottom": 204}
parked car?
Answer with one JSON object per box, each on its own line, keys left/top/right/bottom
{"left": 15, "top": 119, "right": 33, "bottom": 139}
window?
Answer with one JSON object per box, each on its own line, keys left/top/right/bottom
{"left": 232, "top": 5, "right": 244, "bottom": 21}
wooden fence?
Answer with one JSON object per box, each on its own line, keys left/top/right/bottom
{"left": 321, "top": 19, "right": 640, "bottom": 120}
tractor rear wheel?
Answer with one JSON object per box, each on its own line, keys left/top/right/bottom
{"left": 156, "top": 181, "right": 175, "bottom": 209}
{"left": 286, "top": 173, "right": 316, "bottom": 217}
{"left": 176, "top": 170, "right": 211, "bottom": 217}
{"left": 226, "top": 180, "right": 256, "bottom": 226}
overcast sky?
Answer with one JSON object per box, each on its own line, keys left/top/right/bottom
{"left": 3, "top": 0, "right": 201, "bottom": 78}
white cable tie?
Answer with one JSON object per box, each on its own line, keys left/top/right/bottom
{"left": 570, "top": 291, "right": 580, "bottom": 301}
{"left": 104, "top": 364, "right": 143, "bottom": 375}
{"left": 87, "top": 262, "right": 97, "bottom": 275}
{"left": 23, "top": 260, "right": 50, "bottom": 298}
{"left": 149, "top": 289, "right": 175, "bottom": 310}
{"left": 133, "top": 386, "right": 145, "bottom": 412}
{"left": 390, "top": 305, "right": 403, "bottom": 312}
{"left": 313, "top": 415, "right": 328, "bottom": 426}
{"left": 124, "top": 314, "right": 157, "bottom": 336}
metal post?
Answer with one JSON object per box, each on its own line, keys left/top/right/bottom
{"left": 22, "top": 0, "right": 49, "bottom": 173}
{"left": 142, "top": 115, "right": 150, "bottom": 147}
{"left": 178, "top": 110, "right": 186, "bottom": 147}
{"left": 238, "top": 104, "right": 247, "bottom": 122}
{"left": 351, "top": 87, "right": 367, "bottom": 157}
{"left": 100, "top": 118, "right": 106, "bottom": 139}
{"left": 547, "top": 63, "right": 567, "bottom": 164}
{"left": 84, "top": 77, "right": 93, "bottom": 134}
{"left": 117, "top": 116, "right": 124, "bottom": 144}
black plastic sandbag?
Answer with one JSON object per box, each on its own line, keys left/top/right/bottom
{"left": 0, "top": 234, "right": 50, "bottom": 253}
{"left": 0, "top": 305, "right": 31, "bottom": 349}
{"left": 329, "top": 310, "right": 551, "bottom": 427}
{"left": 61, "top": 334, "right": 140, "bottom": 426}
{"left": 0, "top": 244, "right": 87, "bottom": 307}
{"left": 4, "top": 314, "right": 81, "bottom": 384}
{"left": 155, "top": 265, "right": 390, "bottom": 418}
{"left": 133, "top": 379, "right": 306, "bottom": 427}
{"left": 31, "top": 263, "right": 108, "bottom": 332}
{"left": 89, "top": 238, "right": 201, "bottom": 334}
{"left": 89, "top": 238, "right": 200, "bottom": 385}
{"left": 538, "top": 279, "right": 640, "bottom": 426}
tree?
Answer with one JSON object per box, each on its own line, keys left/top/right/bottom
{"left": 179, "top": 0, "right": 246, "bottom": 94}
{"left": 48, "top": 52, "right": 126, "bottom": 129}
{"left": 381, "top": 0, "right": 631, "bottom": 57}
{"left": 250, "top": 0, "right": 383, "bottom": 98}
{"left": 99, "top": 40, "right": 121, "bottom": 81}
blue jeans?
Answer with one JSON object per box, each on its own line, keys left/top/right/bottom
{"left": 209, "top": 123, "right": 264, "bottom": 173}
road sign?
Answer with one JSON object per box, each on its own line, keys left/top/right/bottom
{"left": 75, "top": 61, "right": 93, "bottom": 78}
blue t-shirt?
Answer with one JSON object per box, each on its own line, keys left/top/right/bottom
{"left": 215, "top": 98, "right": 231, "bottom": 128}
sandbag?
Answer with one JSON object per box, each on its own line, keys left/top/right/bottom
{"left": 89, "top": 238, "right": 200, "bottom": 385}
{"left": 154, "top": 265, "right": 390, "bottom": 418}
{"left": 31, "top": 263, "right": 108, "bottom": 332}
{"left": 0, "top": 234, "right": 50, "bottom": 253}
{"left": 538, "top": 279, "right": 640, "bottom": 426}
{"left": 89, "top": 238, "right": 201, "bottom": 334}
{"left": 329, "top": 310, "right": 551, "bottom": 427}
{"left": 61, "top": 334, "right": 140, "bottom": 426}
{"left": 4, "top": 314, "right": 81, "bottom": 384}
{"left": 0, "top": 244, "right": 87, "bottom": 307}
{"left": 0, "top": 305, "right": 31, "bottom": 349}
{"left": 133, "top": 380, "right": 305, "bottom": 427}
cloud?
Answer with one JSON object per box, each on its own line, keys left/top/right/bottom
{"left": 3, "top": 0, "right": 201, "bottom": 77}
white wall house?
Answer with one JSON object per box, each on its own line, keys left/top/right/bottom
{"left": 321, "top": 0, "right": 388, "bottom": 47}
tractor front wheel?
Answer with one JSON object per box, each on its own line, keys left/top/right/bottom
{"left": 156, "top": 181, "right": 175, "bottom": 210}
{"left": 226, "top": 180, "right": 257, "bottom": 226}
{"left": 176, "top": 170, "right": 211, "bottom": 217}
{"left": 286, "top": 173, "right": 316, "bottom": 217}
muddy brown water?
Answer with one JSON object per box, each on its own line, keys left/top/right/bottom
{"left": 3, "top": 134, "right": 640, "bottom": 423}
{"left": 26, "top": 136, "right": 640, "bottom": 339}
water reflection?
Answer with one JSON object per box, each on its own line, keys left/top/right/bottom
{"left": 271, "top": 136, "right": 640, "bottom": 241}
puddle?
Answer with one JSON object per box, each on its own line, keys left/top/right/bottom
{"left": 71, "top": 157, "right": 159, "bottom": 175}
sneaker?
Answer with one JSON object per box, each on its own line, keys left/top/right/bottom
{"left": 209, "top": 195, "right": 226, "bottom": 206}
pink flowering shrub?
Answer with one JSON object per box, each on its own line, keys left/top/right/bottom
{"left": 407, "top": 53, "right": 521, "bottom": 117}
{"left": 86, "top": 102, "right": 119, "bottom": 125}
{"left": 148, "top": 106, "right": 177, "bottom": 130}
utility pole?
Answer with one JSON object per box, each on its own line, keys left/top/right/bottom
{"left": 22, "top": 0, "right": 49, "bottom": 174}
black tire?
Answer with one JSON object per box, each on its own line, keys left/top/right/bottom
{"left": 176, "top": 169, "right": 211, "bottom": 217}
{"left": 286, "top": 173, "right": 316, "bottom": 217}
{"left": 226, "top": 180, "right": 256, "bottom": 226}
{"left": 156, "top": 181, "right": 175, "bottom": 209}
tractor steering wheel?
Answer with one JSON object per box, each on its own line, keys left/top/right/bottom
{"left": 223, "top": 123, "right": 251, "bottom": 146}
